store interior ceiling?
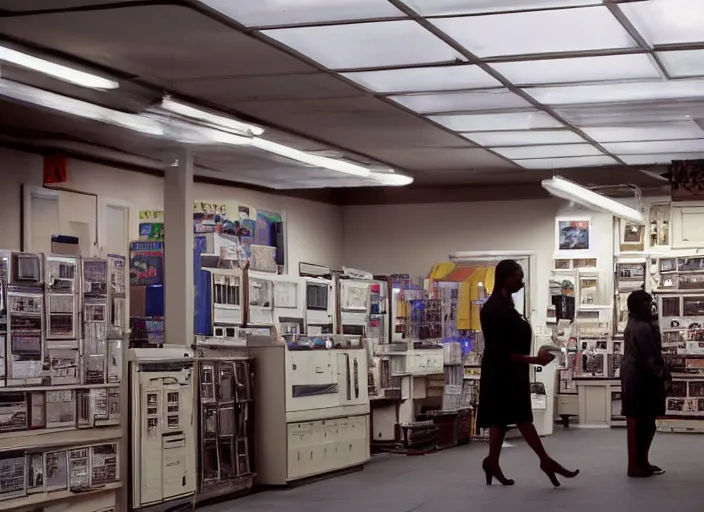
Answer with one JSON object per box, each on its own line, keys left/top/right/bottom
{"left": 0, "top": 0, "right": 701, "bottom": 202}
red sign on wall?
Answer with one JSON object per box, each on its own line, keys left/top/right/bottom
{"left": 43, "top": 155, "right": 69, "bottom": 185}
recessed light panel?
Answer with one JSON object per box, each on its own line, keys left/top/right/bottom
{"left": 402, "top": 0, "right": 600, "bottom": 16}
{"left": 556, "top": 101, "right": 704, "bottom": 126}
{"left": 494, "top": 144, "right": 602, "bottom": 160}
{"left": 462, "top": 130, "right": 586, "bottom": 146}
{"left": 263, "top": 21, "right": 465, "bottom": 70}
{"left": 621, "top": 0, "right": 704, "bottom": 46}
{"left": 492, "top": 54, "right": 661, "bottom": 86}
{"left": 517, "top": 156, "right": 617, "bottom": 169}
{"left": 619, "top": 153, "right": 704, "bottom": 165}
{"left": 525, "top": 79, "right": 704, "bottom": 105}
{"left": 342, "top": 65, "right": 501, "bottom": 93}
{"left": 199, "top": 0, "right": 404, "bottom": 27}
{"left": 582, "top": 122, "right": 704, "bottom": 143}
{"left": 603, "top": 139, "right": 704, "bottom": 155}
{"left": 390, "top": 89, "right": 531, "bottom": 114}
{"left": 658, "top": 50, "right": 704, "bottom": 78}
{"left": 430, "top": 110, "right": 564, "bottom": 131}
{"left": 431, "top": 7, "right": 637, "bottom": 58}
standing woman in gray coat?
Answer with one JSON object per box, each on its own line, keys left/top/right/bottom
{"left": 621, "top": 289, "right": 670, "bottom": 477}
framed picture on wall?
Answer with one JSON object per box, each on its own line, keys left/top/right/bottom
{"left": 620, "top": 219, "right": 645, "bottom": 253}
{"left": 556, "top": 218, "right": 591, "bottom": 252}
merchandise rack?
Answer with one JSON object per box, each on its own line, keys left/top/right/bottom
{"left": 0, "top": 250, "right": 128, "bottom": 512}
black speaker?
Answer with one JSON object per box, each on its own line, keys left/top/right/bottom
{"left": 272, "top": 221, "right": 285, "bottom": 266}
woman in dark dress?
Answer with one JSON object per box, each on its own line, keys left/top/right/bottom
{"left": 478, "top": 260, "right": 579, "bottom": 487}
{"left": 621, "top": 290, "right": 670, "bottom": 477}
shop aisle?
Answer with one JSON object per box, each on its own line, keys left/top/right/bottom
{"left": 202, "top": 428, "right": 699, "bottom": 512}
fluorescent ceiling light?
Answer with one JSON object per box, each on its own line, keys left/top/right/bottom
{"left": 0, "top": 45, "right": 118, "bottom": 90}
{"left": 252, "top": 138, "right": 371, "bottom": 177}
{"left": 159, "top": 116, "right": 252, "bottom": 145}
{"left": 342, "top": 65, "right": 501, "bottom": 93}
{"left": 582, "top": 122, "right": 704, "bottom": 143}
{"left": 160, "top": 96, "right": 263, "bottom": 136}
{"left": 263, "top": 21, "right": 465, "bottom": 70}
{"left": 542, "top": 176, "right": 645, "bottom": 224}
{"left": 402, "top": 0, "right": 600, "bottom": 16}
{"left": 491, "top": 54, "right": 661, "bottom": 86}
{"left": 390, "top": 89, "right": 530, "bottom": 114}
{"left": 430, "top": 110, "right": 564, "bottom": 132}
{"left": 431, "top": 7, "right": 636, "bottom": 58}
{"left": 0, "top": 78, "right": 162, "bottom": 135}
{"left": 462, "top": 130, "right": 586, "bottom": 146}
{"left": 494, "top": 144, "right": 602, "bottom": 160}
{"left": 603, "top": 139, "right": 704, "bottom": 155}
{"left": 519, "top": 156, "right": 617, "bottom": 169}
{"left": 658, "top": 50, "right": 704, "bottom": 78}
{"left": 556, "top": 101, "right": 704, "bottom": 126}
{"left": 370, "top": 172, "right": 414, "bottom": 186}
{"left": 198, "top": 0, "right": 403, "bottom": 27}
{"left": 621, "top": 0, "right": 704, "bottom": 46}
{"left": 525, "top": 79, "right": 704, "bottom": 106}
{"left": 619, "top": 153, "right": 704, "bottom": 166}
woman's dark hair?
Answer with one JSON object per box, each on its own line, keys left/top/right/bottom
{"left": 627, "top": 289, "right": 653, "bottom": 320}
{"left": 492, "top": 259, "right": 521, "bottom": 295}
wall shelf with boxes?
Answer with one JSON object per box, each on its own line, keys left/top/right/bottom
{"left": 0, "top": 250, "right": 127, "bottom": 512}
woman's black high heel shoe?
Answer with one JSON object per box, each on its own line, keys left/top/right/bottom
{"left": 539, "top": 459, "right": 579, "bottom": 488}
{"left": 482, "top": 458, "right": 515, "bottom": 486}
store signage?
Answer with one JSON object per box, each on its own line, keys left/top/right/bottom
{"left": 129, "top": 241, "right": 164, "bottom": 286}
{"left": 42, "top": 155, "right": 69, "bottom": 185}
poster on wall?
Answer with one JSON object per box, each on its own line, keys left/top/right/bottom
{"left": 255, "top": 210, "right": 282, "bottom": 247}
{"left": 139, "top": 210, "right": 164, "bottom": 241}
{"left": 129, "top": 241, "right": 164, "bottom": 286}
{"left": 620, "top": 219, "right": 645, "bottom": 252}
{"left": 556, "top": 219, "right": 591, "bottom": 252}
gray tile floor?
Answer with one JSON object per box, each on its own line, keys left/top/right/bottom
{"left": 202, "top": 428, "right": 699, "bottom": 512}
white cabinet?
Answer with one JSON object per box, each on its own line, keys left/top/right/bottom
{"left": 672, "top": 204, "right": 704, "bottom": 249}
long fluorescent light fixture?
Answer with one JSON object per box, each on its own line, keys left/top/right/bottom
{"left": 251, "top": 137, "right": 372, "bottom": 177}
{"left": 371, "top": 172, "right": 413, "bottom": 186}
{"left": 542, "top": 176, "right": 645, "bottom": 224}
{"left": 0, "top": 78, "right": 162, "bottom": 135}
{"left": 0, "top": 45, "right": 118, "bottom": 90}
{"left": 160, "top": 96, "right": 264, "bottom": 137}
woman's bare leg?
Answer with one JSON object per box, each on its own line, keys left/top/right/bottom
{"left": 487, "top": 426, "right": 507, "bottom": 465}
{"left": 516, "top": 422, "right": 549, "bottom": 461}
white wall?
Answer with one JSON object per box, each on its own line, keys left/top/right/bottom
{"left": 343, "top": 199, "right": 615, "bottom": 329}
{"left": 0, "top": 147, "right": 344, "bottom": 270}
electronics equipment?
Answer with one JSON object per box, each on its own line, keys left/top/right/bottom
{"left": 195, "top": 344, "right": 255, "bottom": 501}
{"left": 250, "top": 335, "right": 369, "bottom": 485}
{"left": 130, "top": 347, "right": 196, "bottom": 510}
{"left": 304, "top": 278, "right": 334, "bottom": 335}
{"left": 249, "top": 271, "right": 304, "bottom": 333}
{"left": 246, "top": 272, "right": 274, "bottom": 327}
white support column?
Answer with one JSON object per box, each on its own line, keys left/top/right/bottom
{"left": 164, "top": 148, "right": 194, "bottom": 346}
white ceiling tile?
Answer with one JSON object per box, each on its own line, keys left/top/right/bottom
{"left": 342, "top": 65, "right": 501, "bottom": 93}
{"left": 556, "top": 101, "right": 704, "bottom": 126}
{"left": 619, "top": 153, "right": 704, "bottom": 165}
{"left": 517, "top": 155, "right": 617, "bottom": 169}
{"left": 621, "top": 0, "right": 704, "bottom": 46}
{"left": 402, "top": 0, "right": 600, "bottom": 16}
{"left": 430, "top": 110, "right": 564, "bottom": 131}
{"left": 199, "top": 0, "right": 403, "bottom": 27}
{"left": 603, "top": 139, "right": 704, "bottom": 154}
{"left": 390, "top": 89, "right": 531, "bottom": 114}
{"left": 463, "top": 130, "right": 586, "bottom": 146}
{"left": 494, "top": 144, "right": 602, "bottom": 160}
{"left": 658, "top": 50, "right": 704, "bottom": 78}
{"left": 582, "top": 122, "right": 704, "bottom": 143}
{"left": 263, "top": 21, "right": 465, "bottom": 70}
{"left": 431, "top": 7, "right": 636, "bottom": 58}
{"left": 492, "top": 54, "right": 661, "bottom": 86}
{"left": 525, "top": 79, "right": 704, "bottom": 105}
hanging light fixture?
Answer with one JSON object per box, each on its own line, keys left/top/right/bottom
{"left": 542, "top": 176, "right": 645, "bottom": 224}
